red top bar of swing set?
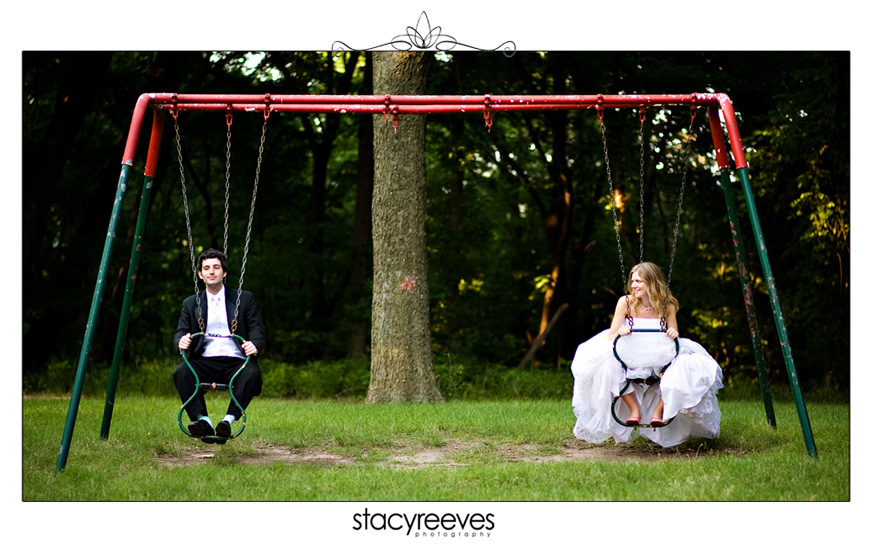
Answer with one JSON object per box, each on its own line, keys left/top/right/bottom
{"left": 122, "top": 92, "right": 746, "bottom": 169}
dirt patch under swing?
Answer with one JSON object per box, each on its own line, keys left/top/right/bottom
{"left": 155, "top": 439, "right": 740, "bottom": 468}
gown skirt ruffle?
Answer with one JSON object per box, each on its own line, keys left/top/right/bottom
{"left": 570, "top": 318, "right": 723, "bottom": 447}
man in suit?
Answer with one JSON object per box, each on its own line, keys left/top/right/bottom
{"left": 173, "top": 249, "right": 265, "bottom": 442}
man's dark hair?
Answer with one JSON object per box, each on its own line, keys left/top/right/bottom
{"left": 198, "top": 248, "right": 229, "bottom": 273}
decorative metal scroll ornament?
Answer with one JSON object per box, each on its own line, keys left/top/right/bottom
{"left": 333, "top": 12, "right": 515, "bottom": 57}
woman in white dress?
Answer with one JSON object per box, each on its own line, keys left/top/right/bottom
{"left": 570, "top": 262, "right": 723, "bottom": 447}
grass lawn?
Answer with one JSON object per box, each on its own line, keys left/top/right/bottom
{"left": 23, "top": 396, "right": 848, "bottom": 501}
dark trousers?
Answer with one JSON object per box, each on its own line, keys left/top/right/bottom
{"left": 174, "top": 355, "right": 263, "bottom": 421}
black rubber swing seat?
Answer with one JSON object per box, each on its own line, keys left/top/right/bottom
{"left": 177, "top": 332, "right": 250, "bottom": 443}
{"left": 610, "top": 328, "right": 680, "bottom": 429}
{"left": 622, "top": 418, "right": 670, "bottom": 429}
{"left": 199, "top": 382, "right": 230, "bottom": 392}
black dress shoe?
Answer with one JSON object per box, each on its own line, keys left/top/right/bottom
{"left": 188, "top": 419, "right": 215, "bottom": 437}
{"left": 215, "top": 420, "right": 232, "bottom": 438}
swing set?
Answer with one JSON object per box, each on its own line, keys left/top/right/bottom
{"left": 55, "top": 92, "right": 817, "bottom": 473}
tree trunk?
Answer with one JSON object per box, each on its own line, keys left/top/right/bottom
{"left": 367, "top": 52, "right": 442, "bottom": 403}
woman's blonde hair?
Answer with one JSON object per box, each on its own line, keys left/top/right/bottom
{"left": 626, "top": 262, "right": 679, "bottom": 317}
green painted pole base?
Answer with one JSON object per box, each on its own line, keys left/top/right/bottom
{"left": 56, "top": 164, "right": 133, "bottom": 473}
{"left": 736, "top": 167, "right": 817, "bottom": 458}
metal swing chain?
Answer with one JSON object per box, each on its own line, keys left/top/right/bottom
{"left": 637, "top": 107, "right": 647, "bottom": 263}
{"left": 231, "top": 108, "right": 270, "bottom": 334}
{"left": 665, "top": 106, "right": 698, "bottom": 291}
{"left": 661, "top": 104, "right": 698, "bottom": 326}
{"left": 172, "top": 111, "right": 205, "bottom": 332}
{"left": 223, "top": 108, "right": 233, "bottom": 257}
{"left": 599, "top": 107, "right": 626, "bottom": 290}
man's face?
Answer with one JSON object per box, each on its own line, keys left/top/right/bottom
{"left": 198, "top": 258, "right": 226, "bottom": 287}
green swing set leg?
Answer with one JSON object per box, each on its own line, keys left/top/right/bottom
{"left": 178, "top": 333, "right": 249, "bottom": 443}
{"left": 101, "top": 111, "right": 165, "bottom": 441}
{"left": 710, "top": 103, "right": 816, "bottom": 458}
{"left": 55, "top": 164, "right": 135, "bottom": 474}
{"left": 737, "top": 167, "right": 817, "bottom": 458}
{"left": 55, "top": 95, "right": 155, "bottom": 474}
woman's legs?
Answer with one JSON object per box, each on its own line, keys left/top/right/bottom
{"left": 621, "top": 393, "right": 641, "bottom": 422}
{"left": 622, "top": 389, "right": 666, "bottom": 425}
{"left": 651, "top": 398, "right": 665, "bottom": 423}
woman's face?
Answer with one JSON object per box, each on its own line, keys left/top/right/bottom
{"left": 630, "top": 271, "right": 648, "bottom": 299}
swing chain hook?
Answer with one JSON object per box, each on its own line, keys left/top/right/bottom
{"left": 263, "top": 93, "right": 272, "bottom": 120}
{"left": 170, "top": 93, "right": 180, "bottom": 120}
{"left": 690, "top": 94, "right": 698, "bottom": 125}
{"left": 381, "top": 95, "right": 399, "bottom": 134}
{"left": 383, "top": 95, "right": 392, "bottom": 124}
{"left": 391, "top": 105, "right": 400, "bottom": 135}
{"left": 484, "top": 94, "right": 494, "bottom": 132}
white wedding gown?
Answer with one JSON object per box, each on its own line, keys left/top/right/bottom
{"left": 570, "top": 318, "right": 723, "bottom": 447}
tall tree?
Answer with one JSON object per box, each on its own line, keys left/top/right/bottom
{"left": 367, "top": 52, "right": 442, "bottom": 403}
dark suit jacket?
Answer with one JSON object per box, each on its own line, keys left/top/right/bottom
{"left": 173, "top": 287, "right": 266, "bottom": 363}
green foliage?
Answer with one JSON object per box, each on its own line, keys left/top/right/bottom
{"left": 260, "top": 357, "right": 371, "bottom": 399}
{"left": 433, "top": 360, "right": 572, "bottom": 400}
{"left": 22, "top": 358, "right": 81, "bottom": 395}
{"left": 23, "top": 356, "right": 576, "bottom": 402}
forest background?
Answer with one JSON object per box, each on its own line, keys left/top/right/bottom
{"left": 21, "top": 51, "right": 850, "bottom": 400}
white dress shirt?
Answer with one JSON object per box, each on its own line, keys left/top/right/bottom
{"left": 202, "top": 286, "right": 245, "bottom": 360}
